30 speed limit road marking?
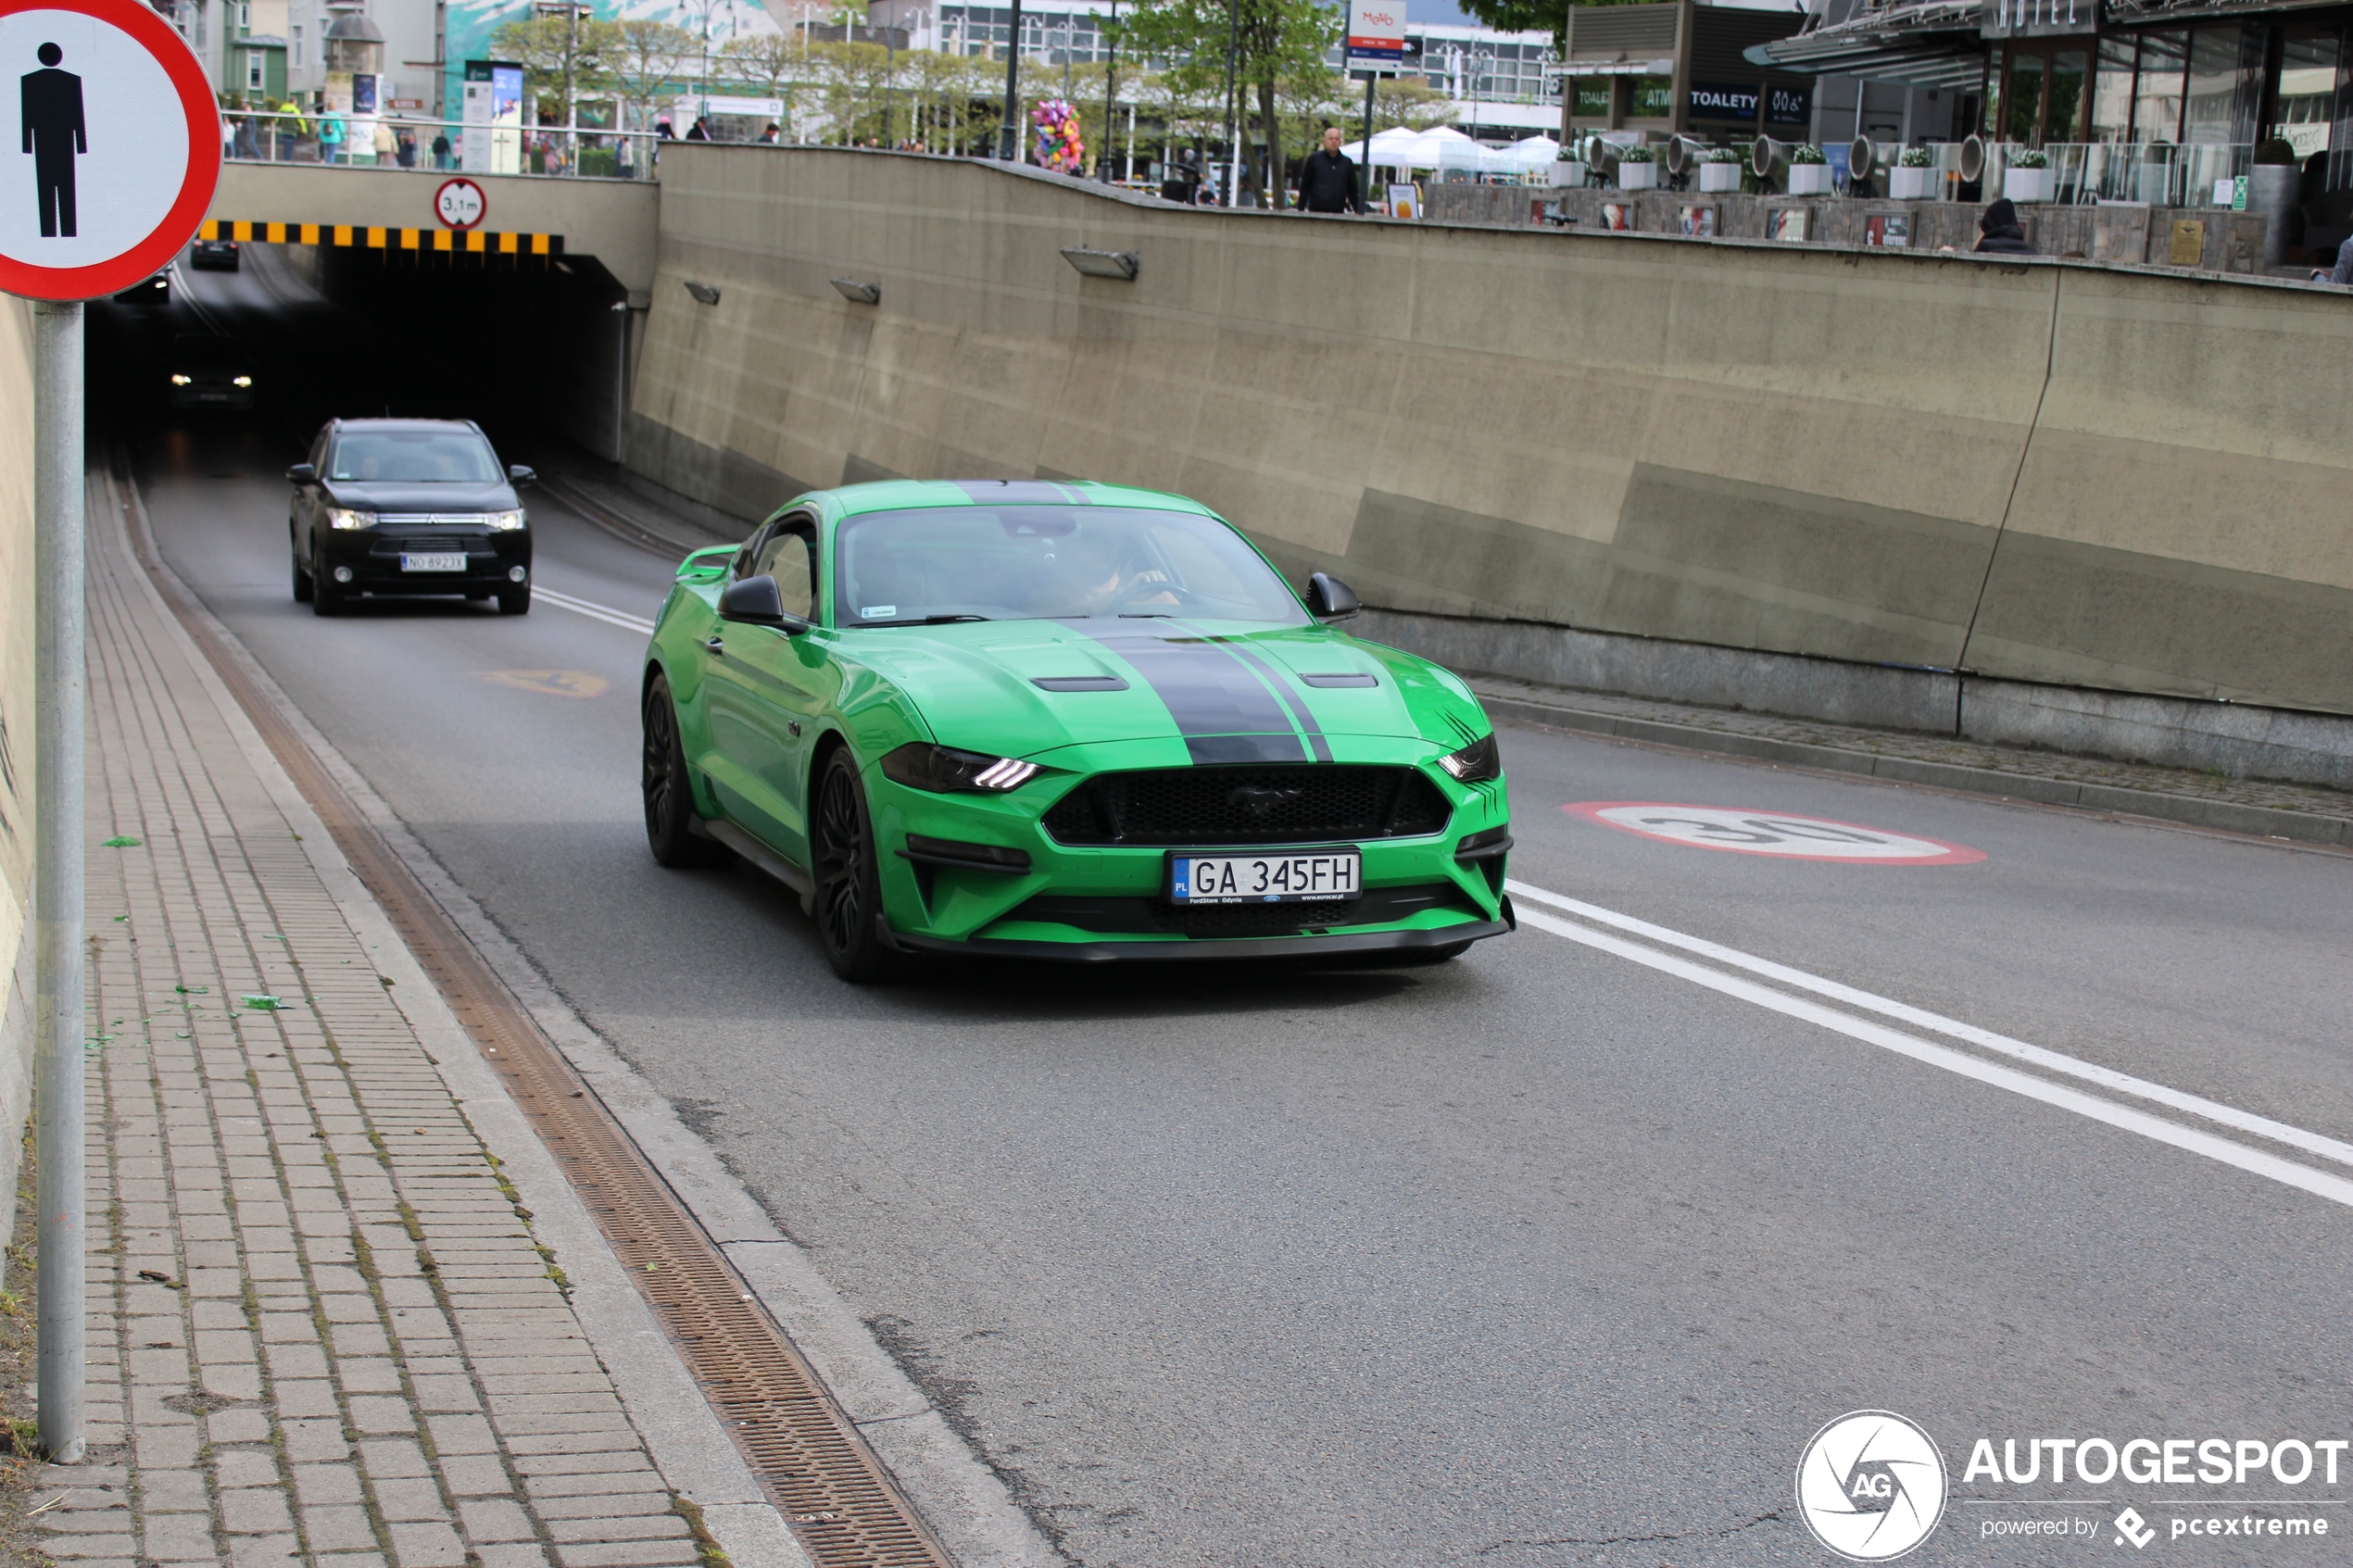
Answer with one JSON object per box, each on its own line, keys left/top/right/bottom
{"left": 1565, "top": 802, "right": 1986, "bottom": 865}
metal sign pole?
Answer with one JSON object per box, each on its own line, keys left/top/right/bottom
{"left": 32, "top": 295, "right": 86, "bottom": 1466}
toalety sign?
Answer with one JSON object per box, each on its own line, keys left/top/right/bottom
{"left": 1798, "top": 1411, "right": 2346, "bottom": 1561}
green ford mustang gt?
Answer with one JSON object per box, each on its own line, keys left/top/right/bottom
{"left": 639, "top": 479, "right": 1515, "bottom": 979}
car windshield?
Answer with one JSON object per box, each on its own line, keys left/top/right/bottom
{"left": 834, "top": 506, "right": 1308, "bottom": 626}
{"left": 171, "top": 337, "right": 241, "bottom": 366}
{"left": 329, "top": 430, "right": 501, "bottom": 483}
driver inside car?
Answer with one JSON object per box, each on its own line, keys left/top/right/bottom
{"left": 1059, "top": 526, "right": 1180, "bottom": 617}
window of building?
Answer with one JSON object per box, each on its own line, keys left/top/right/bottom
{"left": 1571, "top": 78, "right": 1609, "bottom": 120}
{"left": 246, "top": 50, "right": 262, "bottom": 90}
{"left": 2183, "top": 23, "right": 2259, "bottom": 144}
{"left": 2272, "top": 27, "right": 2339, "bottom": 159}
{"left": 2004, "top": 48, "right": 2044, "bottom": 142}
{"left": 2091, "top": 35, "right": 2133, "bottom": 142}
{"left": 292, "top": 21, "right": 303, "bottom": 65}
{"left": 1629, "top": 75, "right": 1671, "bottom": 119}
{"left": 2132, "top": 29, "right": 2187, "bottom": 143}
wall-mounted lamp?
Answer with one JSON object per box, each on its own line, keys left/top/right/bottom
{"left": 683, "top": 281, "right": 722, "bottom": 306}
{"left": 830, "top": 277, "right": 881, "bottom": 305}
{"left": 1059, "top": 247, "right": 1139, "bottom": 281}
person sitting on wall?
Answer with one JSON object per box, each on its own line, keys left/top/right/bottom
{"left": 1974, "top": 198, "right": 2036, "bottom": 256}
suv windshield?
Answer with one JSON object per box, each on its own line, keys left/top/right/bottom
{"left": 834, "top": 506, "right": 1308, "bottom": 626}
{"left": 171, "top": 336, "right": 242, "bottom": 367}
{"left": 329, "top": 430, "right": 501, "bottom": 483}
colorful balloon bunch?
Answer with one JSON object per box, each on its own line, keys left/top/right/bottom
{"left": 1032, "top": 98, "right": 1084, "bottom": 174}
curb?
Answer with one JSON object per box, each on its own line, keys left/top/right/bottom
{"left": 1479, "top": 694, "right": 2353, "bottom": 849}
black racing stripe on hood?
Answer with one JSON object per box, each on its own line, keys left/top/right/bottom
{"left": 951, "top": 480, "right": 1087, "bottom": 505}
{"left": 1074, "top": 626, "right": 1308, "bottom": 765}
{"left": 1185, "top": 626, "right": 1334, "bottom": 764}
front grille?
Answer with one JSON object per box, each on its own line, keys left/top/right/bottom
{"left": 373, "top": 513, "right": 494, "bottom": 526}
{"left": 1042, "top": 765, "right": 1451, "bottom": 847}
{"left": 1008, "top": 883, "right": 1476, "bottom": 938}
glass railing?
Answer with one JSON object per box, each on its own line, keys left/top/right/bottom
{"left": 220, "top": 111, "right": 667, "bottom": 181}
{"left": 1845, "top": 140, "right": 2255, "bottom": 207}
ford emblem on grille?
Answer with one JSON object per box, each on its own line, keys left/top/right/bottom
{"left": 1227, "top": 784, "right": 1304, "bottom": 819}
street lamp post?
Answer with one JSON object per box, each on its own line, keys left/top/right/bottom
{"left": 1101, "top": 0, "right": 1116, "bottom": 182}
{"left": 1223, "top": 0, "right": 1237, "bottom": 203}
{"left": 1000, "top": 0, "right": 1023, "bottom": 157}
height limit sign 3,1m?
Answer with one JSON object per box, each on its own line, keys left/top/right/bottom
{"left": 1, "top": 0, "right": 220, "bottom": 1467}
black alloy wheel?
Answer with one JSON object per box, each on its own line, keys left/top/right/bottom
{"left": 812, "top": 746, "right": 900, "bottom": 983}
{"left": 641, "top": 675, "right": 731, "bottom": 869}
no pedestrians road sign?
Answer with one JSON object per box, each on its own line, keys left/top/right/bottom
{"left": 0, "top": 0, "right": 220, "bottom": 301}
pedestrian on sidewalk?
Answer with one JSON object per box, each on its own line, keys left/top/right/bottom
{"left": 1974, "top": 197, "right": 2036, "bottom": 255}
{"left": 1297, "top": 125, "right": 1365, "bottom": 215}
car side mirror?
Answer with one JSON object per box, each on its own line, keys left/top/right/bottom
{"left": 508, "top": 464, "right": 536, "bottom": 487}
{"left": 286, "top": 463, "right": 316, "bottom": 484}
{"left": 1305, "top": 571, "right": 1360, "bottom": 621}
{"left": 717, "top": 574, "right": 810, "bottom": 634}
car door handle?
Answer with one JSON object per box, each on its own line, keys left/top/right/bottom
{"left": 705, "top": 635, "right": 725, "bottom": 656}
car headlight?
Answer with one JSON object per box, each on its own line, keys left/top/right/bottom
{"left": 1437, "top": 733, "right": 1500, "bottom": 784}
{"left": 486, "top": 509, "right": 524, "bottom": 531}
{"left": 326, "top": 507, "right": 371, "bottom": 531}
{"left": 170, "top": 374, "right": 192, "bottom": 385}
{"left": 232, "top": 375, "right": 252, "bottom": 388}
{"left": 880, "top": 743, "right": 1038, "bottom": 793}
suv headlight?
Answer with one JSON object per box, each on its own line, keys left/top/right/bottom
{"left": 232, "top": 375, "right": 252, "bottom": 387}
{"left": 1437, "top": 733, "right": 1500, "bottom": 784}
{"left": 881, "top": 743, "right": 1038, "bottom": 793}
{"left": 169, "top": 374, "right": 192, "bottom": 385}
{"left": 326, "top": 507, "right": 371, "bottom": 531}
{"left": 486, "top": 508, "right": 525, "bottom": 532}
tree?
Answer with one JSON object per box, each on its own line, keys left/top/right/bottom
{"left": 489, "top": 14, "right": 623, "bottom": 124}
{"left": 1116, "top": 0, "right": 1341, "bottom": 207}
{"left": 720, "top": 31, "right": 805, "bottom": 134}
{"left": 611, "top": 19, "right": 697, "bottom": 134}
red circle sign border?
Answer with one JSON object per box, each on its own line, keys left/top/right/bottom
{"left": 1562, "top": 801, "right": 1988, "bottom": 866}
{"left": 0, "top": 0, "right": 222, "bottom": 300}
{"left": 434, "top": 176, "right": 486, "bottom": 231}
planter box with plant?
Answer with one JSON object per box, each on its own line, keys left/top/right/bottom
{"left": 1786, "top": 144, "right": 1830, "bottom": 194}
{"left": 1889, "top": 146, "right": 1935, "bottom": 200}
{"left": 1555, "top": 157, "right": 1590, "bottom": 187}
{"left": 2003, "top": 148, "right": 2053, "bottom": 203}
{"left": 1617, "top": 144, "right": 1656, "bottom": 190}
{"left": 1698, "top": 148, "right": 1741, "bottom": 193}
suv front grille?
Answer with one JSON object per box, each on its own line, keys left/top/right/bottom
{"left": 1041, "top": 764, "right": 1451, "bottom": 847}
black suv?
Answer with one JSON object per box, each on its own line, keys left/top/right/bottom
{"left": 288, "top": 420, "right": 535, "bottom": 615}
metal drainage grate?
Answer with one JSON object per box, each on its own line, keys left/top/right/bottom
{"left": 117, "top": 460, "right": 951, "bottom": 1568}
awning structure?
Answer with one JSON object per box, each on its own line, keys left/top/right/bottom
{"left": 1745, "top": 0, "right": 1990, "bottom": 87}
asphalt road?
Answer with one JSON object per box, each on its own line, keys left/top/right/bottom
{"left": 96, "top": 255, "right": 2353, "bottom": 1568}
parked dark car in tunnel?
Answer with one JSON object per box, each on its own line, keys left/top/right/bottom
{"left": 288, "top": 419, "right": 536, "bottom": 616}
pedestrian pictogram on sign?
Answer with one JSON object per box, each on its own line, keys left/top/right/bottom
{"left": 434, "top": 176, "right": 486, "bottom": 230}
{"left": 0, "top": 0, "right": 221, "bottom": 300}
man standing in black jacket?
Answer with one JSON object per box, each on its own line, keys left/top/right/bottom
{"left": 1297, "top": 126, "right": 1365, "bottom": 215}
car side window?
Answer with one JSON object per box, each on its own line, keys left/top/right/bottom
{"left": 750, "top": 518, "right": 817, "bottom": 621}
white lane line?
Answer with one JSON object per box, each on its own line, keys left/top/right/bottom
{"left": 534, "top": 585, "right": 657, "bottom": 634}
{"left": 1504, "top": 895, "right": 2353, "bottom": 1212}
{"left": 1506, "top": 880, "right": 2353, "bottom": 1172}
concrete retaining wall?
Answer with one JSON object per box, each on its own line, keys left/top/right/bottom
{"left": 210, "top": 163, "right": 661, "bottom": 294}
{"left": 0, "top": 295, "right": 39, "bottom": 1236}
{"left": 625, "top": 145, "right": 2353, "bottom": 773}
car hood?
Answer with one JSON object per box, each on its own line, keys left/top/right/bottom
{"left": 324, "top": 480, "right": 518, "bottom": 514}
{"left": 843, "top": 619, "right": 1489, "bottom": 762}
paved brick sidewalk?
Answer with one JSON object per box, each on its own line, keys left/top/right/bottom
{"left": 31, "top": 486, "right": 730, "bottom": 1566}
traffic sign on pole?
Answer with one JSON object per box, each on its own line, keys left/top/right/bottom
{"left": 2, "top": 0, "right": 220, "bottom": 1467}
